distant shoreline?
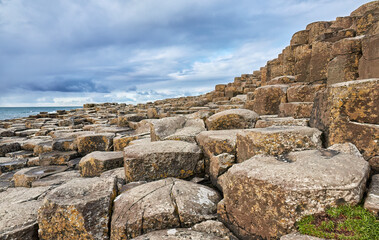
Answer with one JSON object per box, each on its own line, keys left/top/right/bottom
{"left": 0, "top": 106, "right": 82, "bottom": 121}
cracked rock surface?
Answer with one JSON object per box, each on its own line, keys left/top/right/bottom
{"left": 110, "top": 178, "right": 221, "bottom": 240}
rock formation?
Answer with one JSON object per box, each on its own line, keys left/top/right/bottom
{"left": 0, "top": 2, "right": 378, "bottom": 239}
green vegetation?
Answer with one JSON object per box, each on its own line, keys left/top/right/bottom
{"left": 297, "top": 205, "right": 379, "bottom": 240}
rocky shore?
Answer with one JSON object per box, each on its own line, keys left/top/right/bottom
{"left": 1, "top": 2, "right": 378, "bottom": 240}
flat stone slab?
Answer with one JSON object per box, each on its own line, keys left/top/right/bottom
{"left": 0, "top": 157, "right": 27, "bottom": 174}
{"left": 38, "top": 177, "right": 117, "bottom": 240}
{"left": 131, "top": 229, "right": 226, "bottom": 240}
{"left": 39, "top": 150, "right": 78, "bottom": 166}
{"left": 13, "top": 165, "right": 68, "bottom": 187}
{"left": 76, "top": 133, "right": 115, "bottom": 155}
{"left": 196, "top": 130, "right": 243, "bottom": 159}
{"left": 205, "top": 109, "right": 259, "bottom": 130}
{"left": 124, "top": 140, "right": 203, "bottom": 182}
{"left": 32, "top": 170, "right": 81, "bottom": 187}
{"left": 281, "top": 232, "right": 325, "bottom": 240}
{"left": 0, "top": 186, "right": 51, "bottom": 240}
{"left": 255, "top": 117, "right": 309, "bottom": 128}
{"left": 79, "top": 151, "right": 124, "bottom": 177}
{"left": 111, "top": 178, "right": 221, "bottom": 239}
{"left": 219, "top": 149, "right": 369, "bottom": 239}
{"left": 364, "top": 174, "right": 379, "bottom": 215}
{"left": 236, "top": 126, "right": 322, "bottom": 162}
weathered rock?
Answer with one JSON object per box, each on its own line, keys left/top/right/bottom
{"left": 0, "top": 141, "right": 21, "bottom": 157}
{"left": 110, "top": 178, "right": 221, "bottom": 239}
{"left": 39, "top": 150, "right": 78, "bottom": 166}
{"left": 124, "top": 141, "right": 203, "bottom": 182}
{"left": 0, "top": 128, "right": 15, "bottom": 137}
{"left": 369, "top": 156, "right": 379, "bottom": 174}
{"left": 359, "top": 34, "right": 379, "bottom": 79}
{"left": 0, "top": 157, "right": 27, "bottom": 174}
{"left": 113, "top": 135, "right": 139, "bottom": 151}
{"left": 5, "top": 150, "right": 33, "bottom": 159}
{"left": 279, "top": 102, "right": 314, "bottom": 119}
{"left": 38, "top": 177, "right": 117, "bottom": 240}
{"left": 118, "top": 114, "right": 146, "bottom": 127}
{"left": 205, "top": 109, "right": 259, "bottom": 130}
{"left": 310, "top": 79, "right": 379, "bottom": 159}
{"left": 246, "top": 85, "right": 288, "bottom": 115}
{"left": 196, "top": 130, "right": 242, "bottom": 159}
{"left": 210, "top": 153, "right": 235, "bottom": 190}
{"left": 32, "top": 170, "right": 81, "bottom": 187}
{"left": 290, "top": 30, "right": 309, "bottom": 45}
{"left": 150, "top": 116, "right": 206, "bottom": 143}
{"left": 13, "top": 165, "right": 68, "bottom": 187}
{"left": 364, "top": 174, "right": 379, "bottom": 215}
{"left": 236, "top": 126, "right": 322, "bottom": 162}
{"left": 255, "top": 117, "right": 309, "bottom": 128}
{"left": 52, "top": 138, "right": 76, "bottom": 151}
{"left": 219, "top": 149, "right": 369, "bottom": 239}
{"left": 191, "top": 220, "right": 238, "bottom": 240}
{"left": 79, "top": 151, "right": 124, "bottom": 177}
{"left": 77, "top": 133, "right": 114, "bottom": 155}
{"left": 0, "top": 186, "right": 51, "bottom": 240}
{"left": 286, "top": 84, "right": 325, "bottom": 102}
{"left": 131, "top": 229, "right": 226, "bottom": 240}
{"left": 280, "top": 232, "right": 325, "bottom": 240}
{"left": 327, "top": 142, "right": 363, "bottom": 158}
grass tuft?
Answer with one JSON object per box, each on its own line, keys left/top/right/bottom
{"left": 296, "top": 205, "right": 379, "bottom": 240}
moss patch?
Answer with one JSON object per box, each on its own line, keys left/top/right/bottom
{"left": 297, "top": 205, "right": 379, "bottom": 240}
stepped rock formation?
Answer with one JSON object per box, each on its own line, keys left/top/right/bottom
{"left": 0, "top": 2, "right": 378, "bottom": 240}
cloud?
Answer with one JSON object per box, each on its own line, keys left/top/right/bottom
{"left": 0, "top": 0, "right": 371, "bottom": 106}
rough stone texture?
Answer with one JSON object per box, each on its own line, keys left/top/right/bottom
{"left": 0, "top": 142, "right": 21, "bottom": 157}
{"left": 131, "top": 229, "right": 226, "bottom": 240}
{"left": 310, "top": 79, "right": 379, "bottom": 159}
{"left": 359, "top": 34, "right": 379, "bottom": 79}
{"left": 280, "top": 232, "right": 325, "bottom": 240}
{"left": 191, "top": 220, "right": 238, "bottom": 240}
{"left": 364, "top": 174, "right": 379, "bottom": 216}
{"left": 290, "top": 30, "right": 309, "bottom": 46}
{"left": 327, "top": 142, "right": 363, "bottom": 158}
{"left": 205, "top": 109, "right": 259, "bottom": 130}
{"left": 113, "top": 135, "right": 139, "bottom": 151}
{"left": 279, "top": 102, "right": 314, "bottom": 119}
{"left": 196, "top": 130, "right": 242, "bottom": 159}
{"left": 76, "top": 133, "right": 114, "bottom": 155}
{"left": 124, "top": 140, "right": 203, "bottom": 182}
{"left": 369, "top": 156, "right": 379, "bottom": 174}
{"left": 13, "top": 165, "right": 68, "bottom": 187}
{"left": 111, "top": 178, "right": 221, "bottom": 239}
{"left": 38, "top": 177, "right": 117, "bottom": 240}
{"left": 209, "top": 153, "right": 235, "bottom": 190}
{"left": 0, "top": 186, "right": 51, "bottom": 240}
{"left": 149, "top": 116, "right": 206, "bottom": 143}
{"left": 32, "top": 170, "right": 81, "bottom": 187}
{"left": 0, "top": 157, "right": 27, "bottom": 174}
{"left": 246, "top": 85, "right": 288, "bottom": 115}
{"left": 255, "top": 117, "right": 309, "bottom": 128}
{"left": 79, "top": 151, "right": 124, "bottom": 177}
{"left": 39, "top": 151, "right": 78, "bottom": 166}
{"left": 219, "top": 149, "right": 369, "bottom": 239}
{"left": 236, "top": 126, "right": 322, "bottom": 162}
{"left": 286, "top": 84, "right": 325, "bottom": 102}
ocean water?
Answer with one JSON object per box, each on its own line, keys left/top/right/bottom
{"left": 0, "top": 107, "right": 81, "bottom": 120}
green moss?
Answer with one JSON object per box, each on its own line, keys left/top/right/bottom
{"left": 297, "top": 205, "right": 379, "bottom": 240}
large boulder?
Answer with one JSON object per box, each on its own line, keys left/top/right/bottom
{"left": 110, "top": 178, "right": 221, "bottom": 239}
{"left": 37, "top": 177, "right": 117, "bottom": 240}
{"left": 79, "top": 151, "right": 124, "bottom": 177}
{"left": 310, "top": 79, "right": 379, "bottom": 159}
{"left": 205, "top": 109, "right": 259, "bottom": 130}
{"left": 196, "top": 130, "right": 242, "bottom": 159}
{"left": 245, "top": 85, "right": 288, "bottom": 115}
{"left": 236, "top": 126, "right": 322, "bottom": 162}
{"left": 0, "top": 186, "right": 51, "bottom": 239}
{"left": 219, "top": 149, "right": 369, "bottom": 239}
{"left": 150, "top": 116, "right": 206, "bottom": 143}
{"left": 124, "top": 140, "right": 203, "bottom": 182}
{"left": 76, "top": 133, "right": 114, "bottom": 155}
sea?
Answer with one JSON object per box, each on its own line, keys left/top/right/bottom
{"left": 0, "top": 107, "right": 81, "bottom": 120}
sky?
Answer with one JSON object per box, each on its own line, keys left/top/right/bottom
{"left": 0, "top": 0, "right": 371, "bottom": 107}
